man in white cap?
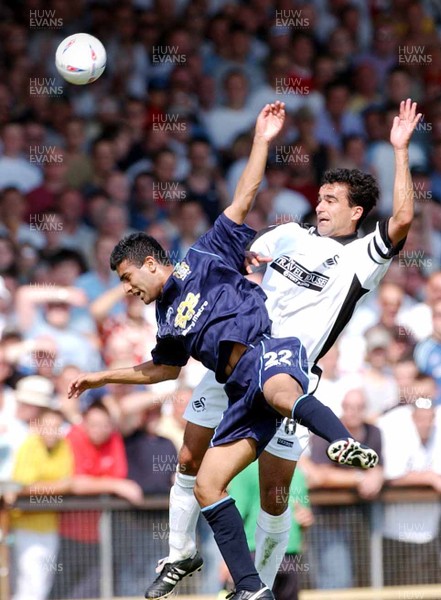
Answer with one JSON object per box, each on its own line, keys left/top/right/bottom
{"left": 0, "top": 376, "right": 54, "bottom": 481}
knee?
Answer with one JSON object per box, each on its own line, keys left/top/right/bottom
{"left": 193, "top": 476, "right": 214, "bottom": 508}
{"left": 266, "top": 390, "right": 292, "bottom": 418}
{"left": 178, "top": 444, "right": 203, "bottom": 476}
{"left": 260, "top": 482, "right": 289, "bottom": 515}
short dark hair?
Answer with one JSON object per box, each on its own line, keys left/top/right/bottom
{"left": 110, "top": 232, "right": 171, "bottom": 271}
{"left": 321, "top": 168, "right": 378, "bottom": 230}
{"left": 83, "top": 400, "right": 110, "bottom": 417}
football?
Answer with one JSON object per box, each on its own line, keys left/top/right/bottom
{"left": 55, "top": 33, "right": 106, "bottom": 85}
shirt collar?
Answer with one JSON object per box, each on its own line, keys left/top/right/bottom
{"left": 328, "top": 231, "right": 358, "bottom": 245}
{"left": 159, "top": 272, "right": 178, "bottom": 303}
{"left": 310, "top": 225, "right": 358, "bottom": 245}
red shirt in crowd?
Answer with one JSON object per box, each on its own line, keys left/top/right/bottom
{"left": 60, "top": 424, "right": 127, "bottom": 543}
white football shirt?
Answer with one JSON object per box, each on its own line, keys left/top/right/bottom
{"left": 251, "top": 220, "right": 402, "bottom": 376}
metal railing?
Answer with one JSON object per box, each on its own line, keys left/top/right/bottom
{"left": 1, "top": 487, "right": 440, "bottom": 599}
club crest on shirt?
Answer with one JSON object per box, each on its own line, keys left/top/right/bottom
{"left": 322, "top": 255, "right": 339, "bottom": 268}
{"left": 173, "top": 261, "right": 191, "bottom": 280}
{"left": 192, "top": 396, "right": 206, "bottom": 412}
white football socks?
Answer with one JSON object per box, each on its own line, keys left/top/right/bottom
{"left": 168, "top": 472, "right": 200, "bottom": 562}
{"left": 254, "top": 507, "right": 291, "bottom": 589}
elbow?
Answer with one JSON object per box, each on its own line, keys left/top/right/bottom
{"left": 169, "top": 366, "right": 181, "bottom": 380}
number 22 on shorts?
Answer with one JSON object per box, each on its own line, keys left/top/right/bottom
{"left": 263, "top": 349, "right": 293, "bottom": 370}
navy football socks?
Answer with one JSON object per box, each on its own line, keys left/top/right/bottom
{"left": 292, "top": 394, "right": 351, "bottom": 443}
{"left": 202, "top": 496, "right": 262, "bottom": 592}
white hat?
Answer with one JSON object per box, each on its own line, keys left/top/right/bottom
{"left": 15, "top": 376, "right": 54, "bottom": 408}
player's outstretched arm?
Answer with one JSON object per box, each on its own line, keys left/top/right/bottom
{"left": 68, "top": 361, "right": 181, "bottom": 398}
{"left": 388, "top": 98, "right": 422, "bottom": 246}
{"left": 224, "top": 101, "right": 285, "bottom": 225}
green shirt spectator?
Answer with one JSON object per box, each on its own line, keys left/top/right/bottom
{"left": 227, "top": 462, "right": 312, "bottom": 600}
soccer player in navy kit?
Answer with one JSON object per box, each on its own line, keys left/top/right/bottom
{"left": 69, "top": 100, "right": 420, "bottom": 600}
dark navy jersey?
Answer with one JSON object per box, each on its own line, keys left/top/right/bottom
{"left": 152, "top": 213, "right": 272, "bottom": 382}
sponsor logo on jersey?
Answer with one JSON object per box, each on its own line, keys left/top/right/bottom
{"left": 192, "top": 396, "right": 206, "bottom": 412}
{"left": 322, "top": 255, "right": 339, "bottom": 268}
{"left": 175, "top": 292, "right": 200, "bottom": 328}
{"left": 276, "top": 438, "right": 294, "bottom": 448}
{"left": 174, "top": 291, "right": 209, "bottom": 335}
{"left": 173, "top": 261, "right": 191, "bottom": 280}
{"left": 271, "top": 255, "right": 329, "bottom": 292}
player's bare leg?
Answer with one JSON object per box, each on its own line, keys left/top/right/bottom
{"left": 263, "top": 374, "right": 379, "bottom": 468}
{"left": 144, "top": 422, "right": 214, "bottom": 599}
{"left": 195, "top": 440, "right": 274, "bottom": 600}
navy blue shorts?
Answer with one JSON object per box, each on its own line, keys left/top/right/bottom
{"left": 210, "top": 336, "right": 309, "bottom": 457}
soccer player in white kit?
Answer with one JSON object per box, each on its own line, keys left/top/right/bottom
{"left": 144, "top": 99, "right": 421, "bottom": 600}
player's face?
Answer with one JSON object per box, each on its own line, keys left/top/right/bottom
{"left": 316, "top": 183, "right": 362, "bottom": 237}
{"left": 116, "top": 258, "right": 163, "bottom": 304}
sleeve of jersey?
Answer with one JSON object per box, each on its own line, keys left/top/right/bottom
{"left": 151, "top": 335, "right": 190, "bottom": 367}
{"left": 192, "top": 212, "right": 257, "bottom": 271}
{"left": 249, "top": 226, "right": 279, "bottom": 256}
{"left": 367, "top": 218, "right": 406, "bottom": 264}
{"left": 250, "top": 223, "right": 299, "bottom": 256}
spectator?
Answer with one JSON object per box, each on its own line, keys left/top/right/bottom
{"left": 25, "top": 147, "right": 67, "bottom": 220}
{"left": 414, "top": 299, "right": 441, "bottom": 404}
{"left": 94, "top": 203, "right": 132, "bottom": 240}
{"left": 11, "top": 408, "right": 73, "bottom": 600}
{"left": 0, "top": 123, "right": 42, "bottom": 193}
{"left": 75, "top": 235, "right": 124, "bottom": 314}
{"left": 314, "top": 343, "right": 361, "bottom": 418}
{"left": 226, "top": 463, "right": 313, "bottom": 600}
{"left": 82, "top": 138, "right": 117, "bottom": 195}
{"left": 0, "top": 344, "right": 20, "bottom": 481}
{"left": 0, "top": 187, "right": 45, "bottom": 250}
{"left": 360, "top": 327, "right": 399, "bottom": 420}
{"left": 52, "top": 401, "right": 143, "bottom": 599}
{"left": 129, "top": 171, "right": 166, "bottom": 230}
{"left": 63, "top": 118, "right": 93, "bottom": 189}
{"left": 184, "top": 138, "right": 230, "bottom": 224}
{"left": 349, "top": 62, "right": 381, "bottom": 114}
{"left": 203, "top": 70, "right": 255, "bottom": 151}
{"left": 248, "top": 52, "right": 315, "bottom": 116}
{"left": 91, "top": 288, "right": 157, "bottom": 366}
{"left": 56, "top": 190, "right": 96, "bottom": 261}
{"left": 357, "top": 21, "right": 398, "bottom": 86}
{"left": 379, "top": 398, "right": 441, "bottom": 585}
{"left": 15, "top": 285, "right": 100, "bottom": 373}
{"left": 400, "top": 270, "right": 441, "bottom": 341}
{"left": 314, "top": 81, "right": 365, "bottom": 151}
{"left": 291, "top": 106, "right": 333, "bottom": 186}
{"left": 1, "top": 375, "right": 54, "bottom": 486}
{"left": 113, "top": 400, "right": 177, "bottom": 596}
{"left": 302, "top": 388, "right": 384, "bottom": 589}
{"left": 170, "top": 200, "right": 209, "bottom": 260}
{"left": 261, "top": 161, "right": 311, "bottom": 225}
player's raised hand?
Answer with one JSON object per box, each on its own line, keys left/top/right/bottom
{"left": 68, "top": 371, "right": 107, "bottom": 398}
{"left": 244, "top": 250, "right": 273, "bottom": 273}
{"left": 255, "top": 101, "right": 285, "bottom": 143}
{"left": 390, "top": 98, "right": 422, "bottom": 150}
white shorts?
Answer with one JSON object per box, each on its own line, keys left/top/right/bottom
{"left": 184, "top": 370, "right": 310, "bottom": 461}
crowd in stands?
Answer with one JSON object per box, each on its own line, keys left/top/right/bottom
{"left": 0, "top": 0, "right": 441, "bottom": 597}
